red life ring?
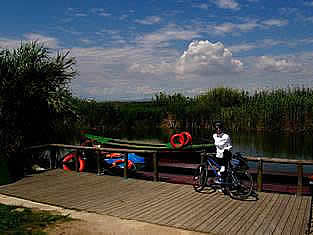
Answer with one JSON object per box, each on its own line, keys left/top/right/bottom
{"left": 106, "top": 153, "right": 122, "bottom": 158}
{"left": 170, "top": 133, "right": 185, "bottom": 149}
{"left": 170, "top": 132, "right": 192, "bottom": 149}
{"left": 112, "top": 159, "right": 134, "bottom": 169}
{"left": 62, "top": 152, "right": 86, "bottom": 172}
{"left": 181, "top": 131, "right": 192, "bottom": 145}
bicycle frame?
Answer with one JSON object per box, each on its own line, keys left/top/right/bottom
{"left": 206, "top": 156, "right": 221, "bottom": 177}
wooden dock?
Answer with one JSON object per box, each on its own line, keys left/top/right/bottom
{"left": 0, "top": 169, "right": 311, "bottom": 234}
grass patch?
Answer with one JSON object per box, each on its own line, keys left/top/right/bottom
{"left": 0, "top": 203, "right": 72, "bottom": 234}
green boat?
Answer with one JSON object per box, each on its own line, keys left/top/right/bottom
{"left": 83, "top": 133, "right": 214, "bottom": 151}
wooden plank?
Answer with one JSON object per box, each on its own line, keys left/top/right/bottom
{"left": 168, "top": 190, "right": 222, "bottom": 228}
{"left": 144, "top": 188, "right": 202, "bottom": 224}
{"left": 232, "top": 192, "right": 275, "bottom": 234}
{"left": 100, "top": 181, "right": 180, "bottom": 213}
{"left": 291, "top": 196, "right": 310, "bottom": 235}
{"left": 127, "top": 186, "right": 194, "bottom": 221}
{"left": 111, "top": 184, "right": 184, "bottom": 218}
{"left": 281, "top": 196, "right": 302, "bottom": 234}
{"left": 195, "top": 196, "right": 239, "bottom": 232}
{"left": 165, "top": 189, "right": 220, "bottom": 226}
{"left": 300, "top": 197, "right": 312, "bottom": 235}
{"left": 211, "top": 197, "right": 257, "bottom": 234}
{"left": 244, "top": 193, "right": 280, "bottom": 235}
{"left": 293, "top": 196, "right": 311, "bottom": 235}
{"left": 256, "top": 193, "right": 290, "bottom": 234}
{"left": 103, "top": 182, "right": 180, "bottom": 214}
{"left": 270, "top": 195, "right": 297, "bottom": 235}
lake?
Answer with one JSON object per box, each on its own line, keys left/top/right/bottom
{"left": 108, "top": 127, "right": 313, "bottom": 174}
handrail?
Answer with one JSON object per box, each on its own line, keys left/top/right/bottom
{"left": 246, "top": 156, "right": 313, "bottom": 165}
{"left": 24, "top": 144, "right": 313, "bottom": 196}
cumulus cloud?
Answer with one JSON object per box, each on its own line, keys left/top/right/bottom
{"left": 176, "top": 40, "right": 243, "bottom": 76}
{"left": 256, "top": 56, "right": 302, "bottom": 73}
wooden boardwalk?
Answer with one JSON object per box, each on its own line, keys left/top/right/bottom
{"left": 0, "top": 169, "right": 311, "bottom": 235}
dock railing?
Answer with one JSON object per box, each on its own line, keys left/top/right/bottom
{"left": 246, "top": 156, "right": 313, "bottom": 196}
{"left": 25, "top": 144, "right": 313, "bottom": 196}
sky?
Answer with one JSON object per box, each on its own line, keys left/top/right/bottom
{"left": 1, "top": 0, "right": 313, "bottom": 101}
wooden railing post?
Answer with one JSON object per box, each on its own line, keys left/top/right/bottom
{"left": 297, "top": 164, "right": 303, "bottom": 196}
{"left": 96, "top": 149, "right": 101, "bottom": 175}
{"left": 75, "top": 150, "right": 80, "bottom": 172}
{"left": 257, "top": 159, "right": 263, "bottom": 192}
{"left": 50, "top": 146, "right": 57, "bottom": 169}
{"left": 124, "top": 153, "right": 128, "bottom": 179}
{"left": 200, "top": 153, "right": 204, "bottom": 165}
{"left": 153, "top": 152, "right": 159, "bottom": 182}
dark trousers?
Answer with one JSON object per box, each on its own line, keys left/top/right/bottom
{"left": 216, "top": 150, "right": 231, "bottom": 179}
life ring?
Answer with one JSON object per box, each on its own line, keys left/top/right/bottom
{"left": 170, "top": 132, "right": 192, "bottom": 149}
{"left": 112, "top": 159, "right": 134, "bottom": 169}
{"left": 181, "top": 131, "right": 192, "bottom": 145}
{"left": 106, "top": 153, "right": 122, "bottom": 158}
{"left": 62, "top": 152, "right": 86, "bottom": 172}
{"left": 170, "top": 133, "right": 185, "bottom": 149}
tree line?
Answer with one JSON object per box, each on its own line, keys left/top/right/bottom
{"left": 77, "top": 87, "right": 313, "bottom": 136}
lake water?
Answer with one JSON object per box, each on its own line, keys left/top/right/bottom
{"left": 110, "top": 128, "right": 313, "bottom": 174}
{"left": 115, "top": 128, "right": 313, "bottom": 160}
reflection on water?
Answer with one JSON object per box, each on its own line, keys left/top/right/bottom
{"left": 231, "top": 131, "right": 313, "bottom": 160}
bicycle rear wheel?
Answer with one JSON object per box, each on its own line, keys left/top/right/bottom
{"left": 227, "top": 170, "right": 253, "bottom": 200}
{"left": 193, "top": 165, "right": 207, "bottom": 192}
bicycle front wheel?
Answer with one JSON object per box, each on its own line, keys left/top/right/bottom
{"left": 227, "top": 170, "right": 253, "bottom": 200}
{"left": 192, "top": 165, "right": 207, "bottom": 192}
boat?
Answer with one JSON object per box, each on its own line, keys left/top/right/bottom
{"left": 83, "top": 133, "right": 214, "bottom": 151}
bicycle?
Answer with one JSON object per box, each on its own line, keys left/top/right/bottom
{"left": 192, "top": 151, "right": 254, "bottom": 200}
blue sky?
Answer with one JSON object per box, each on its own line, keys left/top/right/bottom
{"left": 1, "top": 0, "right": 313, "bottom": 100}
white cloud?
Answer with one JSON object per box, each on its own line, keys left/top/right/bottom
{"left": 212, "top": 19, "right": 288, "bottom": 35}
{"left": 136, "top": 25, "right": 200, "bottom": 47}
{"left": 0, "top": 38, "right": 21, "bottom": 49}
{"left": 91, "top": 8, "right": 111, "bottom": 17}
{"left": 229, "top": 44, "right": 257, "bottom": 53}
{"left": 212, "top": 0, "right": 240, "bottom": 10}
{"left": 24, "top": 33, "right": 59, "bottom": 48}
{"left": 261, "top": 19, "right": 288, "bottom": 27}
{"left": 193, "top": 3, "right": 209, "bottom": 10}
{"left": 256, "top": 56, "right": 302, "bottom": 73}
{"left": 176, "top": 40, "right": 243, "bottom": 76}
{"left": 135, "top": 16, "right": 161, "bottom": 25}
{"left": 0, "top": 34, "right": 59, "bottom": 49}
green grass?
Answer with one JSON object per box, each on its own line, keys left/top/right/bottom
{"left": 0, "top": 203, "right": 72, "bottom": 234}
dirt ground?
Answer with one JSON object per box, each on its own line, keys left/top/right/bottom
{"left": 0, "top": 194, "right": 209, "bottom": 235}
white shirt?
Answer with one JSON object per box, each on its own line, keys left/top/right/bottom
{"left": 213, "top": 133, "right": 232, "bottom": 158}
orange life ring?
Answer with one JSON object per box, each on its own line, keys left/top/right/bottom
{"left": 170, "top": 133, "right": 185, "bottom": 149}
{"left": 62, "top": 152, "right": 86, "bottom": 172}
{"left": 112, "top": 159, "right": 134, "bottom": 169}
